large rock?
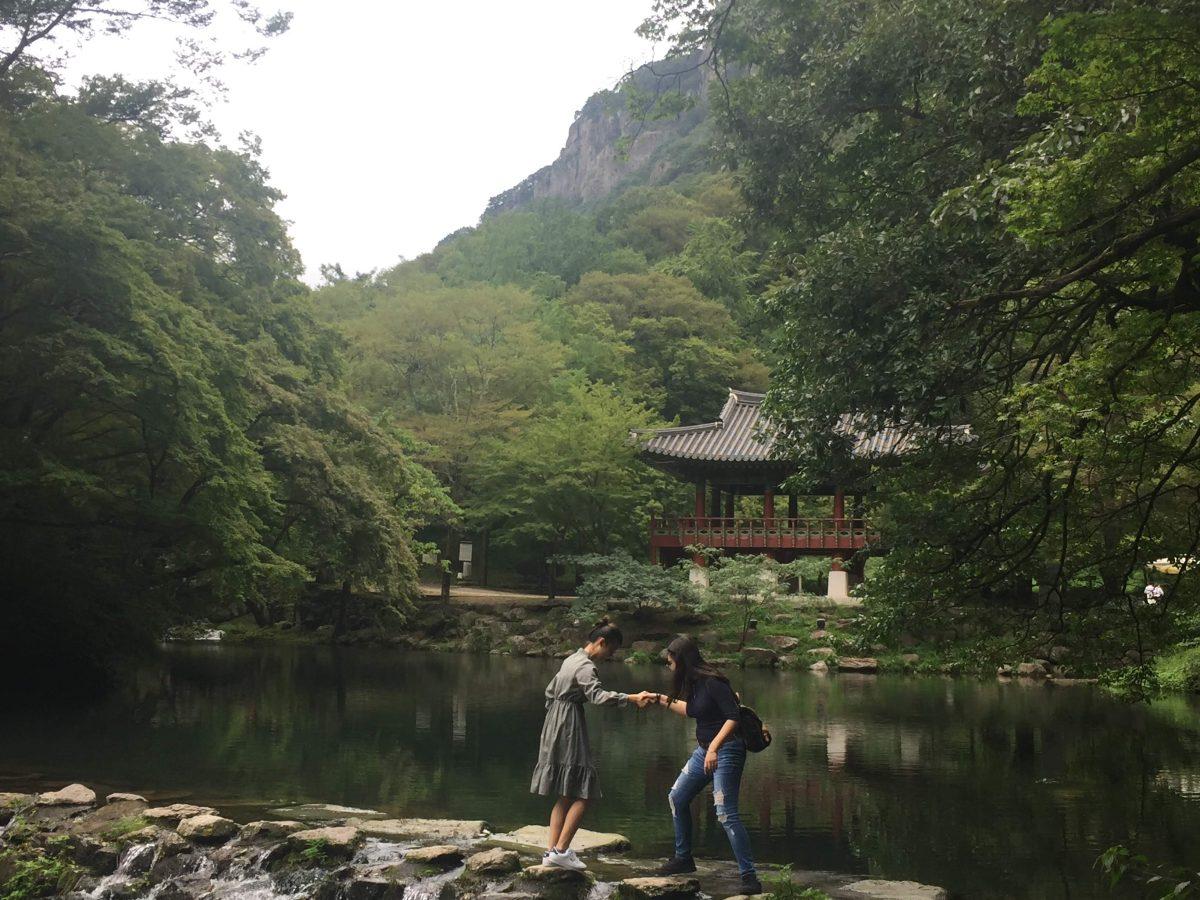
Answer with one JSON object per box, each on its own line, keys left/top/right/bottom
{"left": 741, "top": 647, "right": 779, "bottom": 668}
{"left": 405, "top": 844, "right": 464, "bottom": 867}
{"left": 466, "top": 847, "right": 521, "bottom": 874}
{"left": 810, "top": 661, "right": 829, "bottom": 674}
{"left": 809, "top": 647, "right": 835, "bottom": 658}
{"left": 177, "top": 813, "right": 239, "bottom": 843}
{"left": 492, "top": 824, "right": 630, "bottom": 852}
{"left": 844, "top": 879, "right": 948, "bottom": 899}
{"left": 105, "top": 792, "right": 146, "bottom": 803}
{"left": 347, "top": 816, "right": 488, "bottom": 840}
{"left": 287, "top": 824, "right": 362, "bottom": 856}
{"left": 143, "top": 803, "right": 217, "bottom": 823}
{"left": 240, "top": 819, "right": 307, "bottom": 840}
{"left": 617, "top": 876, "right": 701, "bottom": 898}
{"left": 520, "top": 863, "right": 594, "bottom": 884}
{"left": 37, "top": 783, "right": 96, "bottom": 806}
{"left": 1016, "top": 661, "right": 1049, "bottom": 678}
{"left": 630, "top": 640, "right": 661, "bottom": 655}
{"left": 765, "top": 635, "right": 800, "bottom": 652}
{"left": 837, "top": 657, "right": 879, "bottom": 673}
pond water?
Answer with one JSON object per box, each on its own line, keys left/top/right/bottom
{"left": 3, "top": 646, "right": 1200, "bottom": 898}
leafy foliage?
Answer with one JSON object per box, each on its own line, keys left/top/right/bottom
{"left": 570, "top": 551, "right": 698, "bottom": 615}
{"left": 646, "top": 0, "right": 1200, "bottom": 668}
{"left": 0, "top": 31, "right": 445, "bottom": 687}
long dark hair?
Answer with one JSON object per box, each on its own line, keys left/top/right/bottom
{"left": 667, "top": 635, "right": 728, "bottom": 701}
{"left": 587, "top": 616, "right": 623, "bottom": 649}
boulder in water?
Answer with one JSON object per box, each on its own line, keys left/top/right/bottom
{"left": 405, "top": 844, "right": 464, "bottom": 867}
{"left": 837, "top": 657, "right": 879, "bottom": 673}
{"left": 287, "top": 824, "right": 363, "bottom": 857}
{"left": 466, "top": 847, "right": 521, "bottom": 874}
{"left": 742, "top": 647, "right": 779, "bottom": 668}
{"left": 143, "top": 803, "right": 217, "bottom": 823}
{"left": 106, "top": 792, "right": 146, "bottom": 803}
{"left": 240, "top": 819, "right": 307, "bottom": 840}
{"left": 37, "top": 783, "right": 96, "bottom": 806}
{"left": 617, "top": 876, "right": 702, "bottom": 899}
{"left": 177, "top": 813, "right": 238, "bottom": 843}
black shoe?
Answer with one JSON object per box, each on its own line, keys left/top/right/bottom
{"left": 740, "top": 874, "right": 763, "bottom": 895}
{"left": 657, "top": 855, "right": 697, "bottom": 875}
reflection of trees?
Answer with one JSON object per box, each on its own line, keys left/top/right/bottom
{"left": 3, "top": 651, "right": 1200, "bottom": 897}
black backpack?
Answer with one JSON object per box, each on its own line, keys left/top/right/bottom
{"left": 738, "top": 704, "right": 772, "bottom": 753}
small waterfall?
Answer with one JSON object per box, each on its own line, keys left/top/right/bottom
{"left": 83, "top": 841, "right": 156, "bottom": 898}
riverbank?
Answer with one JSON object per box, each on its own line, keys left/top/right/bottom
{"left": 183, "top": 594, "right": 1121, "bottom": 690}
{"left": 0, "top": 783, "right": 948, "bottom": 900}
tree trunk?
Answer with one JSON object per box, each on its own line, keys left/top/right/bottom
{"left": 334, "top": 579, "right": 351, "bottom": 637}
{"left": 441, "top": 525, "right": 453, "bottom": 603}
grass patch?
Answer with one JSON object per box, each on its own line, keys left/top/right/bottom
{"left": 299, "top": 838, "right": 331, "bottom": 866}
{"left": 764, "top": 865, "right": 832, "bottom": 900}
{"left": 0, "top": 847, "right": 81, "bottom": 900}
{"left": 1156, "top": 645, "right": 1200, "bottom": 693}
{"left": 99, "top": 815, "right": 151, "bottom": 843}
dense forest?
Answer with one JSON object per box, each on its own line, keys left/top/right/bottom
{"left": 4, "top": 0, "right": 1200, "bottom": 695}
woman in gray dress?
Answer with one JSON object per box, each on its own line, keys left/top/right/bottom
{"left": 531, "top": 618, "right": 653, "bottom": 871}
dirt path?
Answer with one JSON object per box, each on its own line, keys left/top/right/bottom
{"left": 418, "top": 582, "right": 574, "bottom": 607}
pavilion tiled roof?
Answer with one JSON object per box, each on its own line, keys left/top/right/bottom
{"left": 634, "top": 389, "right": 916, "bottom": 463}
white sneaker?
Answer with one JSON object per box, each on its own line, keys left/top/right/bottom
{"left": 546, "top": 848, "right": 587, "bottom": 871}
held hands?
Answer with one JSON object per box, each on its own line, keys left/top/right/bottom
{"left": 629, "top": 691, "right": 657, "bottom": 709}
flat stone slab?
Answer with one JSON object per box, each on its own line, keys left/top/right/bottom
{"left": 241, "top": 819, "right": 307, "bottom": 840}
{"left": 346, "top": 816, "right": 489, "bottom": 840}
{"left": 106, "top": 792, "right": 146, "bottom": 803}
{"left": 405, "top": 844, "right": 464, "bottom": 866}
{"left": 177, "top": 813, "right": 239, "bottom": 842}
{"left": 144, "top": 803, "right": 217, "bottom": 823}
{"left": 37, "top": 783, "right": 96, "bottom": 805}
{"left": 521, "top": 863, "right": 594, "bottom": 884}
{"left": 617, "top": 876, "right": 701, "bottom": 898}
{"left": 0, "top": 792, "right": 33, "bottom": 808}
{"left": 837, "top": 657, "right": 879, "bottom": 673}
{"left": 493, "top": 824, "right": 630, "bottom": 852}
{"left": 844, "top": 880, "right": 948, "bottom": 900}
{"left": 288, "top": 824, "right": 363, "bottom": 853}
{"left": 271, "top": 803, "right": 389, "bottom": 821}
{"left": 466, "top": 847, "right": 521, "bottom": 874}
{"left": 68, "top": 799, "right": 149, "bottom": 835}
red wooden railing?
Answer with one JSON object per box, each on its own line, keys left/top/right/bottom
{"left": 649, "top": 516, "right": 876, "bottom": 551}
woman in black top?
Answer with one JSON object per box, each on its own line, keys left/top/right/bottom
{"left": 649, "top": 635, "right": 760, "bottom": 895}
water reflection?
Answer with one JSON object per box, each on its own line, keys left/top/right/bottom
{"left": 1, "top": 646, "right": 1199, "bottom": 898}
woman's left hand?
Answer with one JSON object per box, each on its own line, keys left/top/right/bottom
{"left": 704, "top": 748, "right": 718, "bottom": 774}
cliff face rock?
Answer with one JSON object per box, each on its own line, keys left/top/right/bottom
{"left": 486, "top": 57, "right": 712, "bottom": 216}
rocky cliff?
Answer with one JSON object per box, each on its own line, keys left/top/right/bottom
{"left": 485, "top": 56, "right": 713, "bottom": 216}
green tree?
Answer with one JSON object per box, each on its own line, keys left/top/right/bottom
{"left": 475, "top": 381, "right": 674, "bottom": 595}
{"left": 648, "top": 0, "right": 1200, "bottom": 666}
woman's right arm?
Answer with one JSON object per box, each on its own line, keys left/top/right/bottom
{"left": 655, "top": 693, "right": 688, "bottom": 717}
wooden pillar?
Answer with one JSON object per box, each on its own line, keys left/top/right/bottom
{"left": 764, "top": 486, "right": 775, "bottom": 519}
{"left": 709, "top": 483, "right": 723, "bottom": 518}
{"left": 694, "top": 480, "right": 706, "bottom": 518}
{"left": 833, "top": 487, "right": 845, "bottom": 522}
{"left": 724, "top": 490, "right": 735, "bottom": 519}
{"left": 788, "top": 493, "right": 798, "bottom": 519}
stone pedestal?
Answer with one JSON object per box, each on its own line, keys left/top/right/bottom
{"left": 689, "top": 564, "right": 709, "bottom": 588}
{"left": 827, "top": 568, "right": 849, "bottom": 600}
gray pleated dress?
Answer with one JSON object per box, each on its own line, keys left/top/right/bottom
{"left": 530, "top": 648, "right": 629, "bottom": 800}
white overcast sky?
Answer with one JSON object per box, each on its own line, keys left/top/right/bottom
{"left": 58, "top": 0, "right": 660, "bottom": 280}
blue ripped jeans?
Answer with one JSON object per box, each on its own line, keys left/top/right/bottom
{"left": 668, "top": 739, "right": 755, "bottom": 877}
